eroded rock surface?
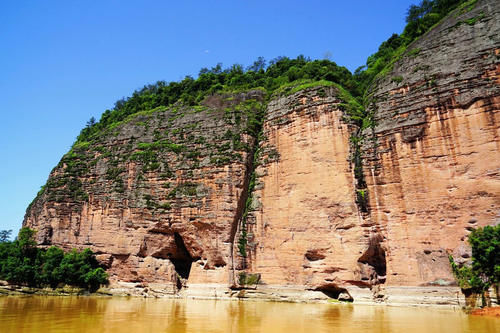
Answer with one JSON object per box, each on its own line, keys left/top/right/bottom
{"left": 25, "top": 90, "right": 265, "bottom": 289}
{"left": 364, "top": 0, "right": 500, "bottom": 289}
{"left": 242, "top": 87, "right": 384, "bottom": 299}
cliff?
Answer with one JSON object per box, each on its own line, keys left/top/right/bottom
{"left": 242, "top": 87, "right": 382, "bottom": 301}
{"left": 362, "top": 0, "right": 500, "bottom": 302}
{"left": 24, "top": 0, "right": 500, "bottom": 305}
{"left": 25, "top": 90, "right": 265, "bottom": 290}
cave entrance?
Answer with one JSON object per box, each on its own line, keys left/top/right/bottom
{"left": 171, "top": 232, "right": 193, "bottom": 283}
{"left": 358, "top": 235, "right": 387, "bottom": 284}
{"left": 316, "top": 285, "right": 353, "bottom": 302}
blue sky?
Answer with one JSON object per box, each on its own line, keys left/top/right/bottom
{"left": 0, "top": 0, "right": 414, "bottom": 238}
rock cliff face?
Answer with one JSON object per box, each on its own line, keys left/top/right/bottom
{"left": 242, "top": 88, "right": 385, "bottom": 300}
{"left": 25, "top": 91, "right": 265, "bottom": 290}
{"left": 24, "top": 0, "right": 500, "bottom": 305}
{"left": 364, "top": 0, "right": 500, "bottom": 293}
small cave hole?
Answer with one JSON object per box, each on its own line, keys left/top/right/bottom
{"left": 316, "top": 285, "right": 353, "bottom": 302}
{"left": 171, "top": 232, "right": 194, "bottom": 281}
{"left": 305, "top": 250, "right": 326, "bottom": 261}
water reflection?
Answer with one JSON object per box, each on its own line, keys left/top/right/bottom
{"left": 0, "top": 296, "right": 498, "bottom": 332}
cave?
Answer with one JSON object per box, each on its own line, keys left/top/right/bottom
{"left": 316, "top": 285, "right": 353, "bottom": 302}
{"left": 357, "top": 235, "right": 387, "bottom": 284}
{"left": 170, "top": 232, "right": 194, "bottom": 281}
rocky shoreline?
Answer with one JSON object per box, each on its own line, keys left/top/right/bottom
{"left": 3, "top": 280, "right": 499, "bottom": 311}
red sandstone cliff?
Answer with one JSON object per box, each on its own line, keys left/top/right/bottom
{"left": 241, "top": 87, "right": 384, "bottom": 301}
{"left": 364, "top": 0, "right": 500, "bottom": 294}
{"left": 24, "top": 0, "right": 500, "bottom": 305}
{"left": 24, "top": 90, "right": 265, "bottom": 292}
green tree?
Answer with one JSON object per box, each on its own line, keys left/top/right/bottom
{"left": 469, "top": 225, "right": 500, "bottom": 284}
{"left": 0, "top": 230, "right": 12, "bottom": 242}
{"left": 0, "top": 227, "right": 40, "bottom": 285}
{"left": 86, "top": 117, "right": 96, "bottom": 128}
{"left": 17, "top": 227, "right": 37, "bottom": 254}
{"left": 450, "top": 225, "right": 500, "bottom": 306}
{"left": 84, "top": 268, "right": 108, "bottom": 291}
{"left": 53, "top": 248, "right": 107, "bottom": 288}
{"left": 0, "top": 228, "right": 108, "bottom": 290}
{"left": 40, "top": 246, "right": 65, "bottom": 287}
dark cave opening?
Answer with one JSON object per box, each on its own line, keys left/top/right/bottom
{"left": 171, "top": 232, "right": 194, "bottom": 280}
{"left": 358, "top": 235, "right": 387, "bottom": 284}
{"left": 316, "top": 285, "right": 354, "bottom": 302}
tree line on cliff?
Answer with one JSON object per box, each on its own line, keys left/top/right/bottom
{"left": 76, "top": 0, "right": 478, "bottom": 146}
{"left": 354, "top": 0, "right": 478, "bottom": 92}
{"left": 0, "top": 228, "right": 108, "bottom": 291}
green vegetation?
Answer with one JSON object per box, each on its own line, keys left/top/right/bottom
{"left": 0, "top": 228, "right": 108, "bottom": 291}
{"left": 449, "top": 225, "right": 500, "bottom": 306}
{"left": 460, "top": 11, "right": 485, "bottom": 26}
{"left": 230, "top": 98, "right": 267, "bottom": 260}
{"left": 391, "top": 76, "right": 404, "bottom": 83}
{"left": 237, "top": 146, "right": 261, "bottom": 258}
{"left": 0, "top": 230, "right": 12, "bottom": 243}
{"left": 354, "top": 0, "right": 478, "bottom": 95}
{"left": 273, "top": 79, "right": 335, "bottom": 96}
{"left": 238, "top": 272, "right": 260, "bottom": 286}
{"left": 168, "top": 182, "right": 198, "bottom": 198}
{"left": 346, "top": 0, "right": 477, "bottom": 212}
{"left": 350, "top": 133, "right": 370, "bottom": 213}
{"left": 76, "top": 56, "right": 357, "bottom": 144}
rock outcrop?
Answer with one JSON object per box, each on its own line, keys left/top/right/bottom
{"left": 242, "top": 87, "right": 384, "bottom": 301}
{"left": 364, "top": 0, "right": 500, "bottom": 292}
{"left": 24, "top": 0, "right": 500, "bottom": 305}
{"left": 25, "top": 90, "right": 265, "bottom": 291}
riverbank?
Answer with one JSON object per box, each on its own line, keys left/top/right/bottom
{"left": 471, "top": 307, "right": 500, "bottom": 318}
{"left": 105, "top": 282, "right": 500, "bottom": 309}
{"left": 2, "top": 281, "right": 499, "bottom": 312}
{"left": 0, "top": 282, "right": 112, "bottom": 297}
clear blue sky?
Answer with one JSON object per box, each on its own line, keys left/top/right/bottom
{"left": 0, "top": 0, "right": 414, "bottom": 238}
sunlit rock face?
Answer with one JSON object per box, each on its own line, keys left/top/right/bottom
{"left": 363, "top": 0, "right": 500, "bottom": 290}
{"left": 243, "top": 87, "right": 385, "bottom": 298}
{"left": 24, "top": 0, "right": 500, "bottom": 304}
{"left": 24, "top": 90, "right": 265, "bottom": 290}
{"left": 243, "top": 0, "right": 500, "bottom": 302}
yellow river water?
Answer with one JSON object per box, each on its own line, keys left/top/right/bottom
{"left": 0, "top": 296, "right": 498, "bottom": 333}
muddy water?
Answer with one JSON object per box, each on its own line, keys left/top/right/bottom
{"left": 0, "top": 296, "right": 498, "bottom": 332}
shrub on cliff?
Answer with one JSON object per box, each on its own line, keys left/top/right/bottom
{"left": 0, "top": 228, "right": 108, "bottom": 291}
{"left": 355, "top": 0, "right": 477, "bottom": 94}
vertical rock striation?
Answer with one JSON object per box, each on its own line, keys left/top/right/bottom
{"left": 241, "top": 87, "right": 383, "bottom": 301}
{"left": 363, "top": 0, "right": 500, "bottom": 301}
